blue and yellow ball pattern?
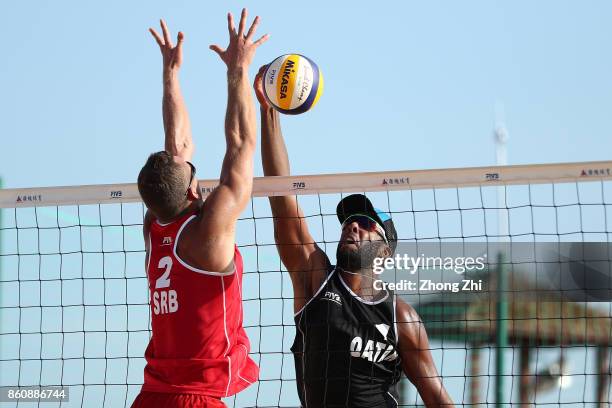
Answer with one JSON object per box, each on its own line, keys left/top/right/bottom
{"left": 263, "top": 54, "right": 323, "bottom": 115}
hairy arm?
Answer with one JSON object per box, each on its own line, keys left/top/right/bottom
{"left": 255, "top": 67, "right": 329, "bottom": 311}
{"left": 162, "top": 70, "right": 193, "bottom": 159}
{"left": 396, "top": 299, "right": 454, "bottom": 407}
{"left": 190, "top": 9, "right": 268, "bottom": 272}
{"left": 150, "top": 20, "right": 193, "bottom": 160}
{"left": 218, "top": 66, "right": 257, "bottom": 210}
{"left": 143, "top": 20, "right": 193, "bottom": 229}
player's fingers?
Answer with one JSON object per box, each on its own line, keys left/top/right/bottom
{"left": 160, "top": 19, "right": 173, "bottom": 48}
{"left": 255, "top": 65, "right": 269, "bottom": 84}
{"left": 149, "top": 28, "right": 164, "bottom": 48}
{"left": 176, "top": 31, "right": 185, "bottom": 48}
{"left": 175, "top": 32, "right": 184, "bottom": 62}
{"left": 254, "top": 70, "right": 265, "bottom": 94}
{"left": 254, "top": 70, "right": 263, "bottom": 85}
{"left": 245, "top": 15, "right": 259, "bottom": 41}
{"left": 209, "top": 44, "right": 225, "bottom": 56}
{"left": 237, "top": 8, "right": 247, "bottom": 37}
{"left": 253, "top": 33, "right": 269, "bottom": 48}
{"left": 227, "top": 12, "right": 236, "bottom": 36}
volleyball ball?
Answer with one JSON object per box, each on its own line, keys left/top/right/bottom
{"left": 263, "top": 54, "right": 323, "bottom": 115}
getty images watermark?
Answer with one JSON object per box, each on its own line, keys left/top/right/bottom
{"left": 372, "top": 252, "right": 487, "bottom": 293}
{"left": 367, "top": 242, "right": 612, "bottom": 302}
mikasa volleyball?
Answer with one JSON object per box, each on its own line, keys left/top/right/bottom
{"left": 263, "top": 54, "right": 324, "bottom": 115}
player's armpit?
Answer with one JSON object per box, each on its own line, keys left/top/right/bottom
{"left": 396, "top": 299, "right": 455, "bottom": 407}
{"left": 177, "top": 215, "right": 236, "bottom": 274}
{"left": 182, "top": 143, "right": 254, "bottom": 274}
{"left": 286, "top": 244, "right": 329, "bottom": 313}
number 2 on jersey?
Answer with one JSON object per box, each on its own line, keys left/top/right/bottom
{"left": 156, "top": 256, "right": 172, "bottom": 288}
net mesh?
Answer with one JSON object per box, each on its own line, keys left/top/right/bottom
{"left": 1, "top": 164, "right": 611, "bottom": 407}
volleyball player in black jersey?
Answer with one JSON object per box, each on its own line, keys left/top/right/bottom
{"left": 254, "top": 68, "right": 454, "bottom": 407}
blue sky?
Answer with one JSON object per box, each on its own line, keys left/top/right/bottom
{"left": 1, "top": 1, "right": 612, "bottom": 406}
{"left": 1, "top": 1, "right": 611, "bottom": 189}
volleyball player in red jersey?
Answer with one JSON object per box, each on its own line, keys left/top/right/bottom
{"left": 131, "top": 10, "right": 268, "bottom": 407}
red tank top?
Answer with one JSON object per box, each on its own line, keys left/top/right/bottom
{"left": 141, "top": 211, "right": 259, "bottom": 397}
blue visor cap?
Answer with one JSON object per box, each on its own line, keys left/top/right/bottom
{"left": 336, "top": 194, "right": 397, "bottom": 253}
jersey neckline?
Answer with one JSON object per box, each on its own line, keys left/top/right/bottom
{"left": 337, "top": 269, "right": 389, "bottom": 305}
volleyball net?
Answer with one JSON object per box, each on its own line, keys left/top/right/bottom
{"left": 1, "top": 160, "right": 611, "bottom": 407}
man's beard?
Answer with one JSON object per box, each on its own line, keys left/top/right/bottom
{"left": 336, "top": 240, "right": 385, "bottom": 272}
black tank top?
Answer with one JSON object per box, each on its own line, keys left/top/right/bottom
{"left": 291, "top": 267, "right": 402, "bottom": 408}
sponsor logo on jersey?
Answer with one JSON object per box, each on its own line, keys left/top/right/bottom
{"left": 323, "top": 291, "right": 342, "bottom": 306}
{"left": 161, "top": 236, "right": 172, "bottom": 246}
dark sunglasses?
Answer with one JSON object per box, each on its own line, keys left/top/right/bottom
{"left": 342, "top": 215, "right": 388, "bottom": 244}
{"left": 185, "top": 161, "right": 196, "bottom": 196}
{"left": 342, "top": 215, "right": 378, "bottom": 232}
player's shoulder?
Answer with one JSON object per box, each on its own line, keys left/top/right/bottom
{"left": 395, "top": 297, "right": 420, "bottom": 324}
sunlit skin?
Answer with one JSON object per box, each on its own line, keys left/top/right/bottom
{"left": 336, "top": 219, "right": 391, "bottom": 299}
{"left": 142, "top": 10, "right": 268, "bottom": 273}
{"left": 133, "top": 11, "right": 268, "bottom": 405}
{"left": 254, "top": 65, "right": 455, "bottom": 406}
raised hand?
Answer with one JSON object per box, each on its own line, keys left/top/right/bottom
{"left": 149, "top": 20, "right": 184, "bottom": 72}
{"left": 210, "top": 8, "right": 269, "bottom": 70}
{"left": 253, "top": 65, "right": 271, "bottom": 109}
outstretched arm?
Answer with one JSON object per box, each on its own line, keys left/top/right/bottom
{"left": 149, "top": 20, "right": 193, "bottom": 160}
{"left": 189, "top": 9, "right": 268, "bottom": 272}
{"left": 396, "top": 299, "right": 454, "bottom": 407}
{"left": 254, "top": 66, "right": 329, "bottom": 312}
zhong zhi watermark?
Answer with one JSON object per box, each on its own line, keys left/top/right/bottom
{"left": 373, "top": 278, "right": 483, "bottom": 293}
{"left": 366, "top": 242, "right": 612, "bottom": 302}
